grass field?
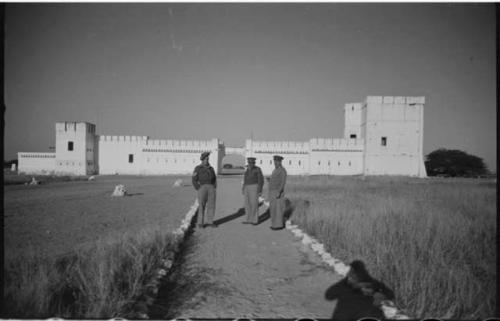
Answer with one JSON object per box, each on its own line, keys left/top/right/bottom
{"left": 286, "top": 175, "right": 496, "bottom": 319}
{"left": 3, "top": 175, "right": 196, "bottom": 318}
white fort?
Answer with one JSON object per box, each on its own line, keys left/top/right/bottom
{"left": 18, "top": 96, "right": 427, "bottom": 177}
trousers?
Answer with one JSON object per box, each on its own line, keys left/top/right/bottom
{"left": 197, "top": 184, "right": 216, "bottom": 225}
{"left": 244, "top": 184, "right": 259, "bottom": 224}
{"left": 269, "top": 190, "right": 285, "bottom": 228}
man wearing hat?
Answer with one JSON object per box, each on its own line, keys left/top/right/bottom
{"left": 242, "top": 157, "right": 264, "bottom": 225}
{"left": 192, "top": 151, "right": 217, "bottom": 228}
{"left": 268, "top": 155, "right": 287, "bottom": 230}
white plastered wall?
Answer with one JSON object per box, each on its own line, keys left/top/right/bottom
{"left": 55, "top": 122, "right": 93, "bottom": 175}
{"left": 17, "top": 153, "right": 56, "bottom": 174}
{"left": 309, "top": 138, "right": 364, "bottom": 175}
{"left": 98, "top": 135, "right": 147, "bottom": 175}
{"left": 363, "top": 96, "right": 426, "bottom": 177}
{"left": 246, "top": 140, "right": 310, "bottom": 176}
{"left": 98, "top": 137, "right": 220, "bottom": 175}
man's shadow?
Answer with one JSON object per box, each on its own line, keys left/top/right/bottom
{"left": 213, "top": 207, "right": 245, "bottom": 226}
{"left": 325, "top": 260, "right": 395, "bottom": 320}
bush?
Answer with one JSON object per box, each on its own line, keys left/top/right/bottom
{"left": 425, "top": 149, "right": 489, "bottom": 177}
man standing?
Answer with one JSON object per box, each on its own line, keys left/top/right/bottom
{"left": 192, "top": 151, "right": 217, "bottom": 228}
{"left": 268, "top": 155, "right": 287, "bottom": 230}
{"left": 242, "top": 157, "right": 264, "bottom": 225}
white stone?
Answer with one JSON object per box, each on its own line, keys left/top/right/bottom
{"left": 381, "top": 304, "right": 398, "bottom": 318}
{"left": 11, "top": 163, "right": 16, "bottom": 171}
{"left": 334, "top": 263, "right": 351, "bottom": 276}
{"left": 111, "top": 184, "right": 127, "bottom": 197}
{"left": 88, "top": 175, "right": 95, "bottom": 181}
{"left": 301, "top": 235, "right": 312, "bottom": 245}
{"left": 173, "top": 179, "right": 183, "bottom": 187}
{"left": 321, "top": 252, "right": 333, "bottom": 261}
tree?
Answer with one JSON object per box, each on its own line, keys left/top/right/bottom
{"left": 425, "top": 148, "right": 489, "bottom": 177}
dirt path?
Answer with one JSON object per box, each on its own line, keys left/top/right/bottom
{"left": 152, "top": 176, "right": 342, "bottom": 318}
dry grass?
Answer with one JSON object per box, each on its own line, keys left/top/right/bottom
{"left": 287, "top": 175, "right": 496, "bottom": 319}
{"left": 4, "top": 227, "right": 177, "bottom": 318}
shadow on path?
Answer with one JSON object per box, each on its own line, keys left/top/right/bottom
{"left": 213, "top": 207, "right": 245, "bottom": 226}
{"left": 325, "top": 260, "right": 394, "bottom": 320}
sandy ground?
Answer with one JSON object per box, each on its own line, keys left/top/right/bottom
{"left": 151, "top": 176, "right": 343, "bottom": 319}
{"left": 4, "top": 175, "right": 196, "bottom": 261}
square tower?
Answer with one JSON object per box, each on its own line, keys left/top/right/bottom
{"left": 362, "top": 96, "right": 426, "bottom": 177}
{"left": 343, "top": 102, "right": 364, "bottom": 140}
{"left": 55, "top": 121, "right": 97, "bottom": 175}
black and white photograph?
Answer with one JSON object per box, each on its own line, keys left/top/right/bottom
{"left": 3, "top": 3, "right": 496, "bottom": 319}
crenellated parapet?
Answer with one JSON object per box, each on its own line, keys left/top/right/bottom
{"left": 19, "top": 152, "right": 56, "bottom": 158}
{"left": 249, "top": 140, "right": 310, "bottom": 155}
{"left": 99, "top": 135, "right": 148, "bottom": 142}
{"left": 365, "top": 96, "right": 425, "bottom": 105}
{"left": 310, "top": 138, "right": 364, "bottom": 152}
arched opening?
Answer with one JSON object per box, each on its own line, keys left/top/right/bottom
{"left": 220, "top": 153, "right": 246, "bottom": 175}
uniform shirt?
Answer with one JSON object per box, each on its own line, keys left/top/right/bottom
{"left": 268, "top": 166, "right": 287, "bottom": 193}
{"left": 243, "top": 165, "right": 264, "bottom": 194}
{"left": 192, "top": 163, "right": 217, "bottom": 190}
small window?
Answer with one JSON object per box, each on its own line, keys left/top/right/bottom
{"left": 129, "top": 154, "right": 134, "bottom": 163}
{"left": 350, "top": 134, "right": 357, "bottom": 139}
{"left": 68, "top": 141, "right": 74, "bottom": 151}
{"left": 260, "top": 160, "right": 262, "bottom": 165}
{"left": 349, "top": 161, "right": 351, "bottom": 166}
{"left": 338, "top": 161, "right": 340, "bottom": 166}
{"left": 298, "top": 160, "right": 301, "bottom": 166}
{"left": 289, "top": 160, "right": 291, "bottom": 165}
{"left": 328, "top": 161, "right": 330, "bottom": 166}
{"left": 318, "top": 161, "right": 321, "bottom": 166}
{"left": 381, "top": 137, "right": 387, "bottom": 146}
{"left": 270, "top": 160, "right": 272, "bottom": 165}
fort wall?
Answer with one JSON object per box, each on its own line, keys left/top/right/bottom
{"left": 17, "top": 152, "right": 56, "bottom": 174}
{"left": 362, "top": 96, "right": 426, "bottom": 177}
{"left": 98, "top": 136, "right": 220, "bottom": 175}
{"left": 16, "top": 95, "right": 426, "bottom": 177}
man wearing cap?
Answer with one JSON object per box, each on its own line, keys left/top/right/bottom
{"left": 268, "top": 155, "right": 287, "bottom": 230}
{"left": 192, "top": 151, "right": 217, "bottom": 228}
{"left": 242, "top": 157, "right": 264, "bottom": 225}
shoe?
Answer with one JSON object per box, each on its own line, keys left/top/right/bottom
{"left": 206, "top": 223, "right": 217, "bottom": 228}
{"left": 251, "top": 222, "right": 258, "bottom": 226}
{"left": 242, "top": 222, "right": 252, "bottom": 224}
{"left": 197, "top": 224, "right": 205, "bottom": 228}
{"left": 270, "top": 227, "right": 284, "bottom": 230}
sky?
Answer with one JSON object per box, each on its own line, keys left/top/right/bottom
{"left": 4, "top": 3, "right": 496, "bottom": 170}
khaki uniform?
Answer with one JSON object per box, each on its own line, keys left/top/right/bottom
{"left": 268, "top": 166, "right": 287, "bottom": 228}
{"left": 242, "top": 165, "right": 264, "bottom": 224}
{"left": 192, "top": 163, "right": 217, "bottom": 225}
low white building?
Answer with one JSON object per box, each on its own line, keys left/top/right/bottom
{"left": 17, "top": 95, "right": 427, "bottom": 177}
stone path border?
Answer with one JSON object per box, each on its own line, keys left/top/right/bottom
{"left": 260, "top": 198, "right": 411, "bottom": 320}
{"left": 138, "top": 199, "right": 199, "bottom": 319}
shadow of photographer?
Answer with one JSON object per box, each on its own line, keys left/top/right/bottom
{"left": 325, "top": 260, "right": 395, "bottom": 320}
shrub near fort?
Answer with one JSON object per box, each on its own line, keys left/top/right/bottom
{"left": 287, "top": 175, "right": 496, "bottom": 319}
